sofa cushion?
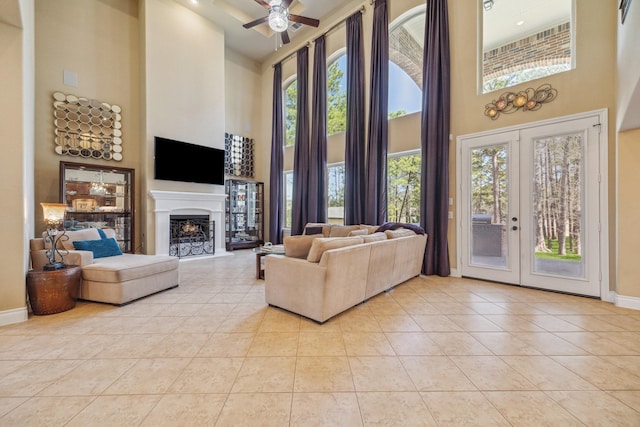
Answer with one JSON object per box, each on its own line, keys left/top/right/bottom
{"left": 284, "top": 234, "right": 323, "bottom": 258}
{"left": 328, "top": 225, "right": 361, "bottom": 237}
{"left": 348, "top": 228, "right": 369, "bottom": 236}
{"left": 73, "top": 238, "right": 123, "bottom": 258}
{"left": 81, "top": 254, "right": 179, "bottom": 283}
{"left": 51, "top": 228, "right": 117, "bottom": 251}
{"left": 363, "top": 232, "right": 388, "bottom": 243}
{"left": 306, "top": 236, "right": 364, "bottom": 263}
{"left": 360, "top": 224, "right": 380, "bottom": 234}
{"left": 303, "top": 226, "right": 324, "bottom": 236}
{"left": 385, "top": 229, "right": 416, "bottom": 239}
{"left": 304, "top": 223, "right": 332, "bottom": 237}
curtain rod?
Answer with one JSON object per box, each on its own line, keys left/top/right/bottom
{"left": 273, "top": 4, "right": 366, "bottom": 68}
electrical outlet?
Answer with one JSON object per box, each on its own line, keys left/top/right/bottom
{"left": 448, "top": 211, "right": 453, "bottom": 219}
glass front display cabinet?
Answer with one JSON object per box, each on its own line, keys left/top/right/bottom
{"left": 225, "top": 179, "right": 263, "bottom": 250}
{"left": 59, "top": 161, "right": 134, "bottom": 253}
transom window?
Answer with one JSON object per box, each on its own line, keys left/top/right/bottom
{"left": 389, "top": 6, "right": 425, "bottom": 119}
{"left": 327, "top": 53, "right": 347, "bottom": 135}
{"left": 481, "top": 0, "right": 573, "bottom": 93}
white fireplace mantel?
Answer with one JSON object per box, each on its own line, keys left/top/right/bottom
{"left": 149, "top": 190, "right": 228, "bottom": 257}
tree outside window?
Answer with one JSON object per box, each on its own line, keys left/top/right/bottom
{"left": 387, "top": 153, "right": 421, "bottom": 224}
{"left": 284, "top": 80, "right": 297, "bottom": 147}
{"left": 327, "top": 164, "right": 345, "bottom": 224}
{"left": 327, "top": 55, "right": 347, "bottom": 135}
{"left": 284, "top": 171, "right": 293, "bottom": 228}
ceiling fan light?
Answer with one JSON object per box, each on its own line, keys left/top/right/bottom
{"left": 268, "top": 6, "right": 289, "bottom": 32}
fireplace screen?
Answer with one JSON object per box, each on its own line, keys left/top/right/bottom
{"left": 169, "top": 215, "right": 214, "bottom": 258}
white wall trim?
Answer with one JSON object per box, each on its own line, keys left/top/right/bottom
{"left": 614, "top": 293, "right": 640, "bottom": 311}
{"left": 0, "top": 307, "right": 28, "bottom": 327}
{"left": 449, "top": 268, "right": 461, "bottom": 278}
{"left": 149, "top": 190, "right": 227, "bottom": 256}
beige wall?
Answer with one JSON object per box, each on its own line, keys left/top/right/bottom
{"left": 617, "top": 128, "right": 640, "bottom": 299}
{"left": 142, "top": 0, "right": 226, "bottom": 253}
{"left": 224, "top": 48, "right": 264, "bottom": 179}
{"left": 0, "top": 0, "right": 34, "bottom": 321}
{"left": 34, "top": 0, "right": 141, "bottom": 247}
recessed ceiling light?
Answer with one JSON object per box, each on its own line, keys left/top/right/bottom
{"left": 516, "top": 20, "right": 524, "bottom": 26}
{"left": 190, "top": 0, "right": 199, "bottom": 4}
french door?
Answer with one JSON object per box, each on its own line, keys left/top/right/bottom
{"left": 458, "top": 113, "right": 605, "bottom": 297}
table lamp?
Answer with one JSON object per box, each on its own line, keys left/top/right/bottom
{"left": 41, "top": 202, "right": 68, "bottom": 271}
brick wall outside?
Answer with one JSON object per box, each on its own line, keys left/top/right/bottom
{"left": 483, "top": 22, "right": 571, "bottom": 81}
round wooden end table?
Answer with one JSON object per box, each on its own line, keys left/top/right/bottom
{"left": 26, "top": 265, "right": 82, "bottom": 315}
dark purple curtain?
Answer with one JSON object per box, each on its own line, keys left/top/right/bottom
{"left": 291, "top": 46, "right": 310, "bottom": 235}
{"left": 344, "top": 12, "right": 366, "bottom": 226}
{"left": 365, "top": 0, "right": 389, "bottom": 226}
{"left": 308, "top": 36, "right": 327, "bottom": 224}
{"left": 269, "top": 62, "right": 284, "bottom": 244}
{"left": 420, "top": 0, "right": 451, "bottom": 276}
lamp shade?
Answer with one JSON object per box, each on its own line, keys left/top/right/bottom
{"left": 41, "top": 203, "right": 67, "bottom": 227}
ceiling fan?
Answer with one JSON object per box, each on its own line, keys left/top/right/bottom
{"left": 243, "top": 0, "right": 320, "bottom": 45}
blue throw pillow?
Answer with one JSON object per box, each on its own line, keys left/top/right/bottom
{"left": 73, "top": 237, "right": 123, "bottom": 258}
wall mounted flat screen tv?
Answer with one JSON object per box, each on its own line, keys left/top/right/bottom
{"left": 154, "top": 136, "right": 225, "bottom": 185}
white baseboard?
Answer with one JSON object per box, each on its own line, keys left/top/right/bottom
{"left": 449, "top": 268, "right": 461, "bottom": 277}
{"left": 0, "top": 306, "right": 28, "bottom": 327}
{"left": 614, "top": 293, "right": 640, "bottom": 311}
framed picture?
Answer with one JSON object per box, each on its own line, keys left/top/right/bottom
{"left": 72, "top": 198, "right": 96, "bottom": 212}
{"left": 620, "top": 0, "right": 632, "bottom": 24}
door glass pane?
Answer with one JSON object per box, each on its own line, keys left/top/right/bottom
{"left": 470, "top": 144, "right": 508, "bottom": 268}
{"left": 532, "top": 133, "right": 584, "bottom": 278}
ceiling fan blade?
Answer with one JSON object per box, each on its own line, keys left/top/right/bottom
{"left": 289, "top": 14, "right": 320, "bottom": 27}
{"left": 281, "top": 30, "right": 290, "bottom": 44}
{"left": 254, "top": 0, "right": 270, "bottom": 9}
{"left": 243, "top": 15, "right": 269, "bottom": 29}
{"left": 281, "top": 0, "right": 293, "bottom": 8}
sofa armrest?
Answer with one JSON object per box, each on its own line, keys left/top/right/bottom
{"left": 264, "top": 255, "right": 329, "bottom": 322}
{"left": 30, "top": 249, "right": 94, "bottom": 270}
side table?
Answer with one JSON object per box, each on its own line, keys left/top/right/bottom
{"left": 26, "top": 265, "right": 82, "bottom": 315}
{"left": 254, "top": 246, "right": 285, "bottom": 279}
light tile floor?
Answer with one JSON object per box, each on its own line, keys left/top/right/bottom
{"left": 1, "top": 250, "right": 640, "bottom": 426}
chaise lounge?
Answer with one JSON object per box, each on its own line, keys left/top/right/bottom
{"left": 29, "top": 228, "right": 179, "bottom": 305}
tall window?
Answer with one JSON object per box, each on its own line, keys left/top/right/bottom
{"left": 327, "top": 163, "right": 345, "bottom": 224}
{"left": 327, "top": 54, "right": 347, "bottom": 135}
{"left": 284, "top": 79, "right": 297, "bottom": 147}
{"left": 284, "top": 171, "right": 293, "bottom": 228}
{"left": 481, "top": 0, "right": 573, "bottom": 93}
{"left": 387, "top": 152, "right": 421, "bottom": 224}
{"left": 388, "top": 6, "right": 425, "bottom": 119}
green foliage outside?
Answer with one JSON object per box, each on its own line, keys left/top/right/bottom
{"left": 285, "top": 81, "right": 297, "bottom": 147}
{"left": 535, "top": 238, "right": 582, "bottom": 262}
{"left": 388, "top": 109, "right": 408, "bottom": 119}
{"left": 327, "top": 60, "right": 347, "bottom": 135}
{"left": 387, "top": 154, "right": 421, "bottom": 223}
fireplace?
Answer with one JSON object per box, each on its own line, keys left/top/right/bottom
{"left": 169, "top": 215, "right": 214, "bottom": 258}
{"left": 149, "top": 190, "right": 228, "bottom": 258}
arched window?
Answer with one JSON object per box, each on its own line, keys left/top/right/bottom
{"left": 327, "top": 53, "right": 347, "bottom": 135}
{"left": 388, "top": 6, "right": 425, "bottom": 119}
{"left": 284, "top": 78, "right": 297, "bottom": 147}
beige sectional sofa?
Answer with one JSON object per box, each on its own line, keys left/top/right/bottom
{"left": 30, "top": 228, "right": 179, "bottom": 305}
{"left": 265, "top": 224, "right": 428, "bottom": 323}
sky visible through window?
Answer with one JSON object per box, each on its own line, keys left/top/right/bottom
{"left": 332, "top": 56, "right": 422, "bottom": 119}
